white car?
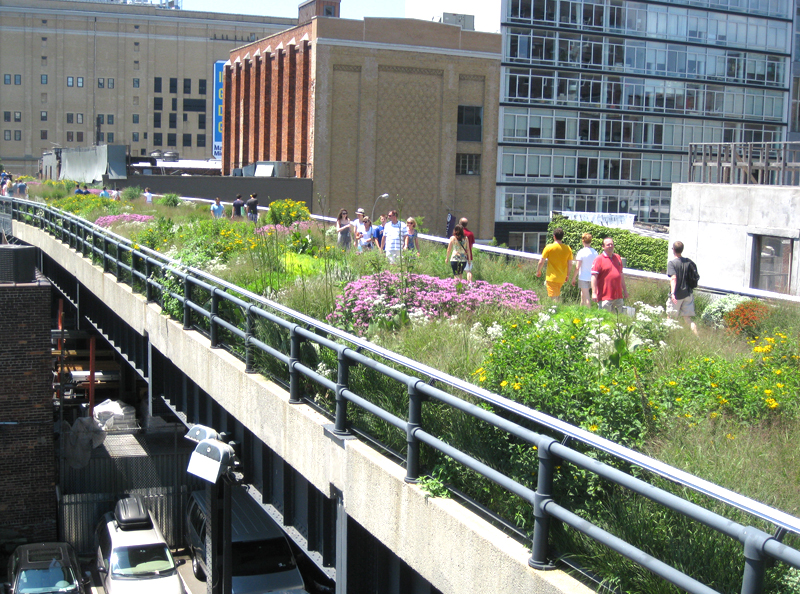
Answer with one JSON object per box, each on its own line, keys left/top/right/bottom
{"left": 95, "top": 495, "right": 184, "bottom": 594}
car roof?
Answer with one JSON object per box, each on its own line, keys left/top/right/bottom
{"left": 14, "top": 542, "right": 76, "bottom": 569}
{"left": 190, "top": 488, "right": 286, "bottom": 542}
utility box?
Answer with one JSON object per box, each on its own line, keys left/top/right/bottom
{"left": 241, "top": 161, "right": 295, "bottom": 178}
{"left": 0, "top": 245, "right": 37, "bottom": 283}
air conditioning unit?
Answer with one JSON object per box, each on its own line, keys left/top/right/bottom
{"left": 0, "top": 245, "right": 37, "bottom": 283}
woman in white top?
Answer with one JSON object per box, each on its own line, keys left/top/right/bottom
{"left": 570, "top": 232, "right": 598, "bottom": 307}
{"left": 356, "top": 217, "right": 378, "bottom": 251}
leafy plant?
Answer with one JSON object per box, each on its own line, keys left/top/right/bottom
{"left": 417, "top": 467, "right": 451, "bottom": 499}
{"left": 265, "top": 198, "right": 311, "bottom": 227}
{"left": 701, "top": 294, "right": 749, "bottom": 328}
{"left": 724, "top": 300, "right": 770, "bottom": 338}
{"left": 157, "top": 193, "right": 182, "bottom": 207}
{"left": 121, "top": 186, "right": 143, "bottom": 201}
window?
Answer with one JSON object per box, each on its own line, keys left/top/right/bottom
{"left": 132, "top": 132, "right": 139, "bottom": 142}
{"left": 67, "top": 113, "right": 74, "bottom": 124}
{"left": 97, "top": 131, "right": 104, "bottom": 142}
{"left": 133, "top": 114, "right": 139, "bottom": 124}
{"left": 184, "top": 99, "right": 206, "bottom": 112}
{"left": 108, "top": 78, "right": 114, "bottom": 89}
{"left": 154, "top": 77, "right": 162, "bottom": 93}
{"left": 97, "top": 114, "right": 105, "bottom": 125}
{"left": 133, "top": 78, "right": 140, "bottom": 88}
{"left": 196, "top": 134, "right": 206, "bottom": 147}
{"left": 457, "top": 105, "right": 483, "bottom": 141}
{"left": 134, "top": 60, "right": 140, "bottom": 71}
{"left": 183, "top": 113, "right": 188, "bottom": 122}
{"left": 169, "top": 113, "right": 177, "bottom": 128}
{"left": 167, "top": 133, "right": 176, "bottom": 146}
{"left": 14, "top": 74, "right": 21, "bottom": 85}
{"left": 13, "top": 112, "right": 21, "bottom": 122}
{"left": 198, "top": 79, "right": 207, "bottom": 95}
{"left": 169, "top": 77, "right": 177, "bottom": 93}
{"left": 171, "top": 98, "right": 178, "bottom": 111}
{"left": 154, "top": 132, "right": 163, "bottom": 146}
{"left": 41, "top": 74, "right": 48, "bottom": 84}
{"left": 134, "top": 42, "right": 140, "bottom": 52}
{"left": 198, "top": 113, "right": 206, "bottom": 129}
{"left": 3, "top": 74, "right": 10, "bottom": 84}
{"left": 14, "top": 130, "right": 21, "bottom": 141}
{"left": 4, "top": 130, "right": 11, "bottom": 141}
{"left": 107, "top": 132, "right": 114, "bottom": 143}
{"left": 456, "top": 154, "right": 481, "bottom": 175}
{"left": 751, "top": 235, "right": 793, "bottom": 294}
{"left": 143, "top": 132, "right": 147, "bottom": 139}
{"left": 40, "top": 111, "right": 47, "bottom": 121}
{"left": 41, "top": 37, "right": 47, "bottom": 47}
{"left": 98, "top": 78, "right": 104, "bottom": 88}
{"left": 507, "top": 231, "right": 549, "bottom": 254}
{"left": 154, "top": 112, "right": 161, "bottom": 128}
{"left": 132, "top": 96, "right": 139, "bottom": 106}
{"left": 67, "top": 131, "right": 74, "bottom": 142}
{"left": 77, "top": 113, "right": 83, "bottom": 124}
{"left": 41, "top": 56, "right": 47, "bottom": 67}
{"left": 67, "top": 76, "right": 74, "bottom": 87}
{"left": 77, "top": 76, "right": 83, "bottom": 87}
{"left": 182, "top": 133, "right": 192, "bottom": 147}
{"left": 40, "top": 130, "right": 48, "bottom": 140}
{"left": 107, "top": 114, "right": 114, "bottom": 125}
{"left": 154, "top": 97, "right": 163, "bottom": 110}
{"left": 140, "top": 148, "right": 146, "bottom": 156}
{"left": 41, "top": 93, "right": 47, "bottom": 103}
{"left": 76, "top": 131, "right": 83, "bottom": 142}
{"left": 183, "top": 78, "right": 191, "bottom": 94}
{"left": 324, "top": 5, "right": 336, "bottom": 15}
{"left": 2, "top": 111, "right": 9, "bottom": 122}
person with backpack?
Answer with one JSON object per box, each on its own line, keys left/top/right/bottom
{"left": 667, "top": 241, "right": 699, "bottom": 335}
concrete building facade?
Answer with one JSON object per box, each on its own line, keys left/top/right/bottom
{"left": 496, "top": 0, "right": 793, "bottom": 251}
{"left": 0, "top": 0, "right": 295, "bottom": 176}
{"left": 223, "top": 15, "right": 501, "bottom": 240}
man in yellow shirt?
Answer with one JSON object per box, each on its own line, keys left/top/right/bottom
{"left": 535, "top": 227, "right": 573, "bottom": 301}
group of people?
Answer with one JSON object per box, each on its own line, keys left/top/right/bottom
{"left": 1, "top": 172, "right": 26, "bottom": 197}
{"left": 210, "top": 194, "right": 259, "bottom": 222}
{"left": 537, "top": 228, "right": 698, "bottom": 333}
{"left": 335, "top": 208, "right": 421, "bottom": 263}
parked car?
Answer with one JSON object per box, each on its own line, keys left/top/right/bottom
{"left": 5, "top": 542, "right": 88, "bottom": 594}
{"left": 185, "top": 487, "right": 309, "bottom": 593}
{"left": 95, "top": 495, "right": 184, "bottom": 594}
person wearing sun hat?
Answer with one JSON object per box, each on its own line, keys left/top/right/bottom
{"left": 353, "top": 207, "right": 366, "bottom": 248}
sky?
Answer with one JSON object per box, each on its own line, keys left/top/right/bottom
{"left": 180, "top": 0, "right": 501, "bottom": 33}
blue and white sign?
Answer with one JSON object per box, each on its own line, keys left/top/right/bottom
{"left": 212, "top": 60, "right": 225, "bottom": 160}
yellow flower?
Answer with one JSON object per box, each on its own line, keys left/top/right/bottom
{"left": 764, "top": 389, "right": 773, "bottom": 396}
{"left": 710, "top": 383, "right": 717, "bottom": 388}
{"left": 676, "top": 397, "right": 682, "bottom": 402}
{"left": 500, "top": 380, "right": 508, "bottom": 388}
{"left": 684, "top": 413, "right": 692, "bottom": 418}
{"left": 479, "top": 375, "right": 486, "bottom": 382}
{"left": 512, "top": 382, "right": 522, "bottom": 390}
{"left": 588, "top": 424, "right": 599, "bottom": 432}
{"left": 572, "top": 318, "right": 581, "bottom": 325}
{"left": 773, "top": 369, "right": 782, "bottom": 375}
{"left": 627, "top": 386, "right": 636, "bottom": 392}
{"left": 710, "top": 412, "right": 719, "bottom": 419}
{"left": 765, "top": 398, "right": 779, "bottom": 409}
{"left": 668, "top": 381, "right": 677, "bottom": 386}
{"left": 511, "top": 324, "right": 517, "bottom": 328}
{"left": 776, "top": 383, "right": 784, "bottom": 389}
{"left": 472, "top": 367, "right": 485, "bottom": 376}
{"left": 726, "top": 433, "right": 735, "bottom": 440}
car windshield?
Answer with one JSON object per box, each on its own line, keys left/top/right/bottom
{"left": 232, "top": 538, "right": 296, "bottom": 576}
{"left": 110, "top": 544, "right": 175, "bottom": 576}
{"left": 16, "top": 566, "right": 79, "bottom": 593}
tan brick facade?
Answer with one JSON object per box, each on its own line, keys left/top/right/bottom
{"left": 224, "top": 17, "right": 500, "bottom": 241}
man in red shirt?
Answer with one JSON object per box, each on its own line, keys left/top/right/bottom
{"left": 460, "top": 217, "right": 475, "bottom": 282}
{"left": 591, "top": 237, "right": 627, "bottom": 312}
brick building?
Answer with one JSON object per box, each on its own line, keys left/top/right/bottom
{"left": 222, "top": 2, "right": 501, "bottom": 240}
{"left": 0, "top": 275, "right": 57, "bottom": 542}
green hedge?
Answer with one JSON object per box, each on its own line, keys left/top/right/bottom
{"left": 547, "top": 214, "right": 668, "bottom": 273}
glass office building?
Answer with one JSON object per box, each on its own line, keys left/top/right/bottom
{"left": 495, "top": 0, "right": 792, "bottom": 251}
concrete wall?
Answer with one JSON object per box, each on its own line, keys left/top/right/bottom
{"left": 104, "top": 175, "right": 314, "bottom": 208}
{"left": 14, "top": 221, "right": 592, "bottom": 594}
{"left": 0, "top": 276, "right": 57, "bottom": 542}
{"left": 670, "top": 183, "right": 800, "bottom": 295}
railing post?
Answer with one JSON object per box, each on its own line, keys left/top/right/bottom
{"left": 288, "top": 327, "right": 303, "bottom": 404}
{"left": 103, "top": 236, "right": 110, "bottom": 273}
{"left": 530, "top": 437, "right": 558, "bottom": 570}
{"left": 334, "top": 349, "right": 350, "bottom": 435}
{"left": 183, "top": 274, "right": 192, "bottom": 330}
{"left": 405, "top": 380, "right": 422, "bottom": 483}
{"left": 245, "top": 306, "right": 255, "bottom": 373}
{"left": 145, "top": 258, "right": 153, "bottom": 302}
{"left": 741, "top": 527, "right": 772, "bottom": 594}
{"left": 209, "top": 289, "right": 220, "bottom": 348}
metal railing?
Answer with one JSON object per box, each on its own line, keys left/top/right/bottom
{"left": 689, "top": 142, "right": 800, "bottom": 186}
{"left": 7, "top": 197, "right": 800, "bottom": 594}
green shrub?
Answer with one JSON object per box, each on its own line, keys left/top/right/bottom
{"left": 157, "top": 193, "right": 182, "bottom": 207}
{"left": 265, "top": 198, "right": 311, "bottom": 226}
{"left": 121, "top": 186, "right": 142, "bottom": 201}
{"left": 724, "top": 300, "right": 771, "bottom": 338}
{"left": 548, "top": 214, "right": 669, "bottom": 273}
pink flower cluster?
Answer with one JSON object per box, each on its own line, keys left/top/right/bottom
{"left": 94, "top": 213, "right": 155, "bottom": 228}
{"left": 255, "top": 221, "right": 314, "bottom": 235}
{"left": 328, "top": 271, "right": 540, "bottom": 335}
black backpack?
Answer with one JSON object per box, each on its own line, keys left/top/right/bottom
{"left": 685, "top": 259, "right": 700, "bottom": 290}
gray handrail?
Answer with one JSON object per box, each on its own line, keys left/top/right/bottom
{"left": 8, "top": 197, "right": 800, "bottom": 594}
